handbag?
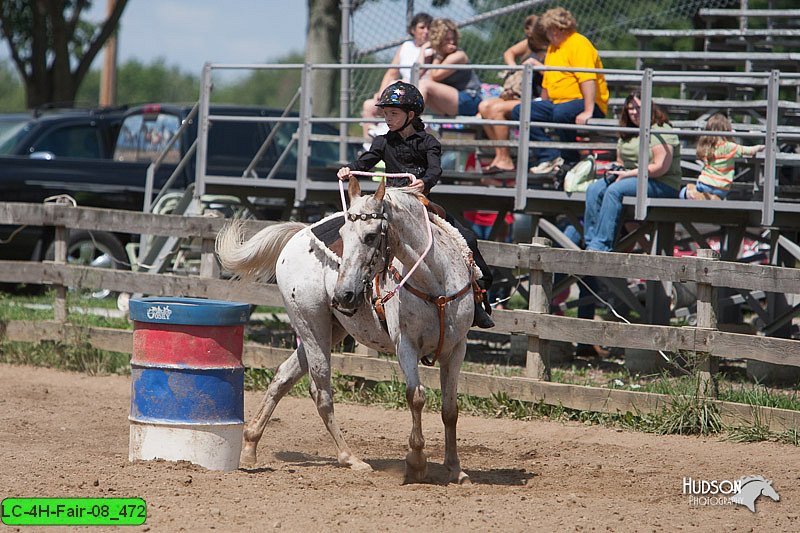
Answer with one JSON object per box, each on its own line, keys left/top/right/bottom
{"left": 499, "top": 70, "right": 523, "bottom": 100}
{"left": 564, "top": 155, "right": 598, "bottom": 193}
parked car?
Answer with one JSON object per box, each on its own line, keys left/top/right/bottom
{"left": 0, "top": 103, "right": 356, "bottom": 295}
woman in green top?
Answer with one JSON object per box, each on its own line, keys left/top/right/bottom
{"left": 583, "top": 91, "right": 680, "bottom": 252}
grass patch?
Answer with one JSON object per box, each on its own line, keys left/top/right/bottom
{"left": 0, "top": 340, "right": 130, "bottom": 375}
{"left": 1, "top": 290, "right": 797, "bottom": 445}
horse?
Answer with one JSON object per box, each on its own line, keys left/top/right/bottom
{"left": 730, "top": 475, "right": 780, "bottom": 513}
{"left": 216, "top": 177, "right": 480, "bottom": 484}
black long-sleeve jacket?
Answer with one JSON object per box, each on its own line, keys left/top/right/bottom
{"left": 348, "top": 129, "right": 442, "bottom": 194}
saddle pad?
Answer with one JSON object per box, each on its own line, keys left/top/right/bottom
{"left": 310, "top": 212, "right": 345, "bottom": 258}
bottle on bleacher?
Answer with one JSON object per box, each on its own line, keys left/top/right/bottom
{"left": 679, "top": 113, "right": 766, "bottom": 201}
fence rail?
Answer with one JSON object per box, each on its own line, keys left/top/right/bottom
{"left": 1, "top": 202, "right": 799, "bottom": 430}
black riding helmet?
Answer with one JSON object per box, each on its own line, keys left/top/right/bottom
{"left": 376, "top": 81, "right": 425, "bottom": 116}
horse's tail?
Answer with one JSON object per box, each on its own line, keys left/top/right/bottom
{"left": 216, "top": 220, "right": 306, "bottom": 282}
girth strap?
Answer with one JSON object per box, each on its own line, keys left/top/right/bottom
{"left": 373, "top": 264, "right": 475, "bottom": 367}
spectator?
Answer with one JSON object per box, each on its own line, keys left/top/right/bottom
{"left": 510, "top": 7, "right": 608, "bottom": 175}
{"left": 680, "top": 112, "right": 765, "bottom": 200}
{"left": 583, "top": 91, "right": 681, "bottom": 252}
{"left": 478, "top": 15, "right": 548, "bottom": 173}
{"left": 361, "top": 12, "right": 432, "bottom": 139}
{"left": 416, "top": 18, "right": 483, "bottom": 117}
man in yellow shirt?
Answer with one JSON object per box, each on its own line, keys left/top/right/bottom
{"left": 511, "top": 7, "right": 609, "bottom": 174}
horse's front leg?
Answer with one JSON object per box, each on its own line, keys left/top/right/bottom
{"left": 397, "top": 346, "right": 427, "bottom": 484}
{"left": 306, "top": 322, "right": 372, "bottom": 472}
{"left": 241, "top": 346, "right": 308, "bottom": 467}
{"left": 440, "top": 340, "right": 470, "bottom": 484}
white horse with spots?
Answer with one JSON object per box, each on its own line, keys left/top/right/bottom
{"left": 216, "top": 177, "right": 479, "bottom": 484}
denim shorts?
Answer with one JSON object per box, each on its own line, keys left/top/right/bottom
{"left": 457, "top": 89, "right": 481, "bottom": 116}
{"left": 696, "top": 181, "right": 730, "bottom": 198}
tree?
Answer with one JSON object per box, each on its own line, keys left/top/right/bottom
{"left": 77, "top": 58, "right": 200, "bottom": 105}
{"left": 0, "top": 0, "right": 128, "bottom": 108}
{"left": 306, "top": 0, "right": 340, "bottom": 117}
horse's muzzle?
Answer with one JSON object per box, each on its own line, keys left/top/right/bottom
{"left": 331, "top": 289, "right": 364, "bottom": 313}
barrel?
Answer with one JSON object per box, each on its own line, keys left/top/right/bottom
{"left": 128, "top": 297, "right": 250, "bottom": 471}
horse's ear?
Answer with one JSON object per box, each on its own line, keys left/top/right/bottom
{"left": 348, "top": 176, "right": 361, "bottom": 199}
{"left": 374, "top": 176, "right": 386, "bottom": 202}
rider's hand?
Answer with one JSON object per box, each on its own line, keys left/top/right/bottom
{"left": 337, "top": 167, "right": 351, "bottom": 181}
{"left": 408, "top": 178, "right": 426, "bottom": 194}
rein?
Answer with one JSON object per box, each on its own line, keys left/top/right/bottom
{"left": 375, "top": 264, "right": 477, "bottom": 367}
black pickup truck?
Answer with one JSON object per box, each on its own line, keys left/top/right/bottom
{"left": 0, "top": 103, "right": 352, "bottom": 273}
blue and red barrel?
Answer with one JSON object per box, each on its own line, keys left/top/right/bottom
{"left": 128, "top": 297, "right": 250, "bottom": 471}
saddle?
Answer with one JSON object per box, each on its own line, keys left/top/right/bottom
{"left": 310, "top": 213, "right": 346, "bottom": 257}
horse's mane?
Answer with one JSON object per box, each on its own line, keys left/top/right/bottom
{"left": 385, "top": 188, "right": 482, "bottom": 278}
{"left": 307, "top": 188, "right": 482, "bottom": 278}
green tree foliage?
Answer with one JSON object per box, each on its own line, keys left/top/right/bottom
{"left": 0, "top": 0, "right": 129, "bottom": 108}
{"left": 212, "top": 53, "right": 304, "bottom": 109}
{"left": 0, "top": 59, "right": 25, "bottom": 111}
{"left": 77, "top": 58, "right": 199, "bottom": 105}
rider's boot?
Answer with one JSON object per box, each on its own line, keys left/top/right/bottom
{"left": 472, "top": 278, "right": 495, "bottom": 329}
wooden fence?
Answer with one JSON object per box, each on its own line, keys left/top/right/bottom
{"left": 2, "top": 201, "right": 799, "bottom": 431}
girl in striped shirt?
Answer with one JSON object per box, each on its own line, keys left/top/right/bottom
{"left": 680, "top": 113, "right": 764, "bottom": 200}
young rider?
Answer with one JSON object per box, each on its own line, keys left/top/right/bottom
{"left": 337, "top": 81, "right": 495, "bottom": 329}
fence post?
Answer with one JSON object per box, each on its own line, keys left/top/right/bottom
{"left": 199, "top": 236, "right": 220, "bottom": 279}
{"left": 52, "top": 198, "right": 70, "bottom": 323}
{"left": 526, "top": 237, "right": 552, "bottom": 380}
{"left": 695, "top": 248, "right": 719, "bottom": 397}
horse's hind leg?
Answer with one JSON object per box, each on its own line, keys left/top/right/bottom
{"left": 306, "top": 322, "right": 372, "bottom": 471}
{"left": 440, "top": 341, "right": 470, "bottom": 484}
{"left": 241, "top": 346, "right": 309, "bottom": 467}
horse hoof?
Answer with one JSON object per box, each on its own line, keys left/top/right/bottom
{"left": 240, "top": 445, "right": 257, "bottom": 468}
{"left": 403, "top": 469, "right": 428, "bottom": 485}
{"left": 455, "top": 472, "right": 471, "bottom": 485}
{"left": 338, "top": 452, "right": 373, "bottom": 472}
{"left": 404, "top": 450, "right": 428, "bottom": 483}
{"left": 350, "top": 460, "right": 373, "bottom": 472}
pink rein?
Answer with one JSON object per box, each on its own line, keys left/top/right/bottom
{"left": 339, "top": 171, "right": 433, "bottom": 295}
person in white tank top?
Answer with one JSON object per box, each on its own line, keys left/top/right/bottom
{"left": 361, "top": 12, "right": 432, "bottom": 139}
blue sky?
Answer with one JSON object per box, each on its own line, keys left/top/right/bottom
{"left": 0, "top": 1, "right": 309, "bottom": 78}
{"left": 103, "top": 0, "right": 308, "bottom": 76}
{"left": 0, "top": 1, "right": 478, "bottom": 78}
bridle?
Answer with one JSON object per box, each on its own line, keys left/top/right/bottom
{"left": 337, "top": 172, "right": 477, "bottom": 367}
{"left": 345, "top": 209, "right": 390, "bottom": 312}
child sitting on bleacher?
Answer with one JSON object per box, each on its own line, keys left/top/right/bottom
{"left": 680, "top": 113, "right": 765, "bottom": 200}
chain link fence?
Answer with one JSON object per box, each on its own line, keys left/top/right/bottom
{"left": 349, "top": 0, "right": 741, "bottom": 114}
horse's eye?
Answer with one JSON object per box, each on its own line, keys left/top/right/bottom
{"left": 364, "top": 233, "right": 378, "bottom": 246}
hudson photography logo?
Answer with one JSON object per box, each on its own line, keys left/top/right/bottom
{"left": 683, "top": 475, "right": 780, "bottom": 512}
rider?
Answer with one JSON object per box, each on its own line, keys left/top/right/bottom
{"left": 337, "top": 81, "right": 495, "bottom": 329}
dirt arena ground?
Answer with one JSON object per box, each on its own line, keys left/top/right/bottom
{"left": 1, "top": 363, "right": 798, "bottom": 532}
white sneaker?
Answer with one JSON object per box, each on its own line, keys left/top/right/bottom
{"left": 529, "top": 157, "right": 564, "bottom": 175}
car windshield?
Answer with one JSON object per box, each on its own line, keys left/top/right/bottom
{"left": 0, "top": 119, "right": 34, "bottom": 154}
